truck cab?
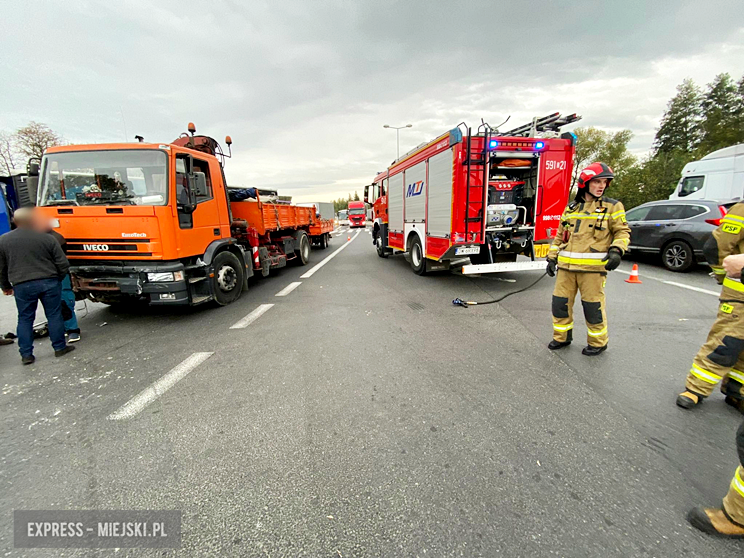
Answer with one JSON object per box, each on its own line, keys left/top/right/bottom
{"left": 35, "top": 135, "right": 252, "bottom": 306}
{"left": 347, "top": 200, "right": 366, "bottom": 228}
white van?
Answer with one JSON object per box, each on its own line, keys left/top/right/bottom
{"left": 669, "top": 144, "right": 744, "bottom": 201}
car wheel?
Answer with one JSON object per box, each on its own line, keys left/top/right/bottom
{"left": 662, "top": 240, "right": 694, "bottom": 272}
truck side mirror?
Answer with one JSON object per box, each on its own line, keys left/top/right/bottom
{"left": 27, "top": 162, "right": 40, "bottom": 177}
{"left": 364, "top": 185, "right": 369, "bottom": 203}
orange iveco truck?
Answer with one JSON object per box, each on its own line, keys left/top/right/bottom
{"left": 34, "top": 124, "right": 333, "bottom": 307}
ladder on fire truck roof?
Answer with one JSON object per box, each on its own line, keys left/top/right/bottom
{"left": 462, "top": 124, "right": 491, "bottom": 244}
{"left": 499, "top": 113, "right": 581, "bottom": 138}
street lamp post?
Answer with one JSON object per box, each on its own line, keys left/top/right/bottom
{"left": 383, "top": 124, "right": 413, "bottom": 159}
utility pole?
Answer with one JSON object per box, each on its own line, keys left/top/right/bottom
{"left": 383, "top": 124, "right": 413, "bottom": 159}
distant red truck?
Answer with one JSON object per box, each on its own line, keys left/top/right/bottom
{"left": 347, "top": 200, "right": 366, "bottom": 228}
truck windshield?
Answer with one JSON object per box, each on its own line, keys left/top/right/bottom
{"left": 39, "top": 150, "right": 168, "bottom": 206}
{"left": 348, "top": 209, "right": 365, "bottom": 215}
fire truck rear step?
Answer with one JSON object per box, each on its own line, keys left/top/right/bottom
{"left": 461, "top": 261, "right": 546, "bottom": 275}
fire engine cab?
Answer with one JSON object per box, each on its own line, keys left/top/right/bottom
{"left": 365, "top": 113, "right": 579, "bottom": 275}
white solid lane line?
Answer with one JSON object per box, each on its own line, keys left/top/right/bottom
{"left": 107, "top": 352, "right": 214, "bottom": 420}
{"left": 661, "top": 280, "right": 719, "bottom": 297}
{"left": 301, "top": 230, "right": 361, "bottom": 279}
{"left": 615, "top": 269, "right": 718, "bottom": 297}
{"left": 229, "top": 303, "right": 275, "bottom": 329}
{"left": 275, "top": 281, "right": 302, "bottom": 297}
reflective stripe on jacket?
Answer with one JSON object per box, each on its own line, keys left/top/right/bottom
{"left": 704, "top": 202, "right": 744, "bottom": 303}
{"left": 549, "top": 197, "right": 631, "bottom": 273}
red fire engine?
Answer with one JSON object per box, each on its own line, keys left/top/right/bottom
{"left": 365, "top": 113, "right": 579, "bottom": 275}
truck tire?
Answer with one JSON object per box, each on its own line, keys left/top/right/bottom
{"left": 212, "top": 251, "right": 244, "bottom": 305}
{"left": 409, "top": 235, "right": 426, "bottom": 275}
{"left": 376, "top": 235, "right": 388, "bottom": 258}
{"left": 293, "top": 231, "right": 311, "bottom": 265}
{"left": 320, "top": 233, "right": 328, "bottom": 249}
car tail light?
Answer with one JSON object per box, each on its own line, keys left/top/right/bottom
{"left": 706, "top": 205, "right": 728, "bottom": 226}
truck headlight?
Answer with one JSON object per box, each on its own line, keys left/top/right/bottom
{"left": 147, "top": 272, "right": 174, "bottom": 282}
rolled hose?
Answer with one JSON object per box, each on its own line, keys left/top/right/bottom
{"left": 453, "top": 271, "right": 548, "bottom": 308}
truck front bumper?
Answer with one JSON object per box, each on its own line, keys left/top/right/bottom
{"left": 69, "top": 260, "right": 190, "bottom": 305}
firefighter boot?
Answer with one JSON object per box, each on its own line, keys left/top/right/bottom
{"left": 687, "top": 507, "right": 744, "bottom": 538}
{"left": 548, "top": 330, "right": 572, "bottom": 350}
{"left": 582, "top": 345, "right": 607, "bottom": 356}
{"left": 676, "top": 390, "right": 704, "bottom": 409}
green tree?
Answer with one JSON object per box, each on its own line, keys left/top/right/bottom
{"left": 613, "top": 150, "right": 691, "bottom": 209}
{"left": 699, "top": 73, "right": 741, "bottom": 153}
{"left": 571, "top": 127, "right": 635, "bottom": 188}
{"left": 353, "top": 191, "right": 360, "bottom": 201}
{"left": 654, "top": 78, "right": 702, "bottom": 154}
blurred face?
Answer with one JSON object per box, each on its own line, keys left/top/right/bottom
{"left": 587, "top": 178, "right": 609, "bottom": 198}
{"left": 30, "top": 210, "right": 50, "bottom": 232}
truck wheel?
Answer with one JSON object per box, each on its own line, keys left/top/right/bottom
{"left": 212, "top": 251, "right": 244, "bottom": 305}
{"left": 294, "top": 232, "right": 311, "bottom": 265}
{"left": 662, "top": 240, "right": 693, "bottom": 272}
{"left": 409, "top": 235, "right": 426, "bottom": 275}
{"left": 320, "top": 234, "right": 328, "bottom": 249}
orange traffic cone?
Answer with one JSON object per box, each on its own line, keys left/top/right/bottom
{"left": 625, "top": 263, "right": 642, "bottom": 284}
{"left": 347, "top": 235, "right": 351, "bottom": 241}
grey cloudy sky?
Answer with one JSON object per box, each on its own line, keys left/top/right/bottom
{"left": 2, "top": 1, "right": 743, "bottom": 202}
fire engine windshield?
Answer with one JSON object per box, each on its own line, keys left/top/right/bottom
{"left": 38, "top": 150, "right": 168, "bottom": 206}
{"left": 348, "top": 208, "right": 365, "bottom": 215}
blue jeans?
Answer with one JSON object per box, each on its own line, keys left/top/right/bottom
{"left": 13, "top": 277, "right": 66, "bottom": 357}
{"left": 61, "top": 274, "right": 79, "bottom": 333}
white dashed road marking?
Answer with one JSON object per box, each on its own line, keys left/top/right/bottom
{"left": 275, "top": 282, "right": 302, "bottom": 297}
{"left": 301, "top": 230, "right": 361, "bottom": 278}
{"left": 107, "top": 352, "right": 214, "bottom": 420}
{"left": 229, "top": 303, "right": 275, "bottom": 329}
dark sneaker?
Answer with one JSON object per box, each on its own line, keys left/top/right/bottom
{"left": 582, "top": 345, "right": 607, "bottom": 356}
{"left": 67, "top": 332, "right": 81, "bottom": 343}
{"left": 54, "top": 345, "right": 76, "bottom": 358}
{"left": 548, "top": 340, "right": 571, "bottom": 350}
{"left": 677, "top": 390, "right": 703, "bottom": 409}
{"left": 687, "top": 507, "right": 744, "bottom": 538}
{"left": 21, "top": 355, "right": 35, "bottom": 365}
{"left": 0, "top": 337, "right": 14, "bottom": 345}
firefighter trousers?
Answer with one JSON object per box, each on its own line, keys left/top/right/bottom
{"left": 685, "top": 302, "right": 744, "bottom": 400}
{"left": 722, "top": 421, "right": 744, "bottom": 526}
{"left": 551, "top": 270, "right": 608, "bottom": 347}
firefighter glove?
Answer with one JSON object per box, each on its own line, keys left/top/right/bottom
{"left": 546, "top": 259, "right": 557, "bottom": 277}
{"left": 603, "top": 248, "right": 622, "bottom": 271}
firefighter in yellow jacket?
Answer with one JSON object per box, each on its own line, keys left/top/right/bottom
{"left": 677, "top": 202, "right": 744, "bottom": 410}
{"left": 546, "top": 162, "right": 630, "bottom": 356}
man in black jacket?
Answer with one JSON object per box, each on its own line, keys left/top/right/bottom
{"left": 0, "top": 208, "right": 75, "bottom": 365}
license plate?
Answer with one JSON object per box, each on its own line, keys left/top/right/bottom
{"left": 455, "top": 246, "right": 480, "bottom": 256}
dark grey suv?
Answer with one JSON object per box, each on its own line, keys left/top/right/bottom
{"left": 626, "top": 199, "right": 734, "bottom": 272}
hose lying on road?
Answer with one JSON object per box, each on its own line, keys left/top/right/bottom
{"left": 452, "top": 271, "right": 548, "bottom": 308}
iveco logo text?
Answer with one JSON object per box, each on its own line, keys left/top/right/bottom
{"left": 122, "top": 232, "right": 147, "bottom": 238}
{"left": 406, "top": 181, "right": 424, "bottom": 198}
{"left": 83, "top": 244, "right": 110, "bottom": 251}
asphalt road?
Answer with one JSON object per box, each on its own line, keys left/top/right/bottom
{"left": 1, "top": 227, "right": 742, "bottom": 557}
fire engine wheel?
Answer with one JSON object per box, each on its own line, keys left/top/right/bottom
{"left": 294, "top": 232, "right": 311, "bottom": 265}
{"left": 409, "top": 235, "right": 426, "bottom": 275}
{"left": 212, "top": 251, "right": 244, "bottom": 306}
{"left": 376, "top": 236, "right": 388, "bottom": 258}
